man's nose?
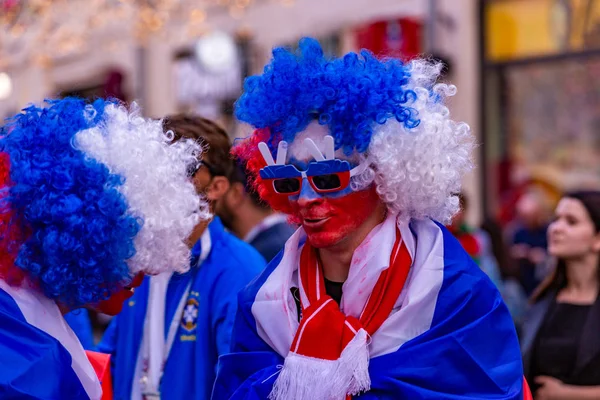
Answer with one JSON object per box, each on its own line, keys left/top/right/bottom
{"left": 295, "top": 177, "right": 321, "bottom": 207}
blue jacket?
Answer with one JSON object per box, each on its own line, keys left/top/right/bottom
{"left": 98, "top": 218, "right": 265, "bottom": 400}
{"left": 249, "top": 221, "right": 295, "bottom": 263}
{"left": 64, "top": 309, "right": 95, "bottom": 350}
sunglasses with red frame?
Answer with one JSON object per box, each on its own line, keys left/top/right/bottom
{"left": 259, "top": 159, "right": 367, "bottom": 196}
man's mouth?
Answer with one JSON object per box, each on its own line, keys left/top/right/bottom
{"left": 303, "top": 216, "right": 330, "bottom": 228}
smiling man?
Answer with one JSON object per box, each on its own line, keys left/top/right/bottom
{"left": 213, "top": 38, "right": 526, "bottom": 400}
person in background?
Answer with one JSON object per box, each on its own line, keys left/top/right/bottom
{"left": 447, "top": 193, "right": 503, "bottom": 288}
{"left": 521, "top": 191, "right": 600, "bottom": 400}
{"left": 97, "top": 114, "right": 266, "bottom": 400}
{"left": 509, "top": 188, "right": 552, "bottom": 296}
{"left": 216, "top": 160, "right": 296, "bottom": 262}
{"left": 447, "top": 193, "right": 482, "bottom": 264}
{"left": 481, "top": 217, "right": 528, "bottom": 334}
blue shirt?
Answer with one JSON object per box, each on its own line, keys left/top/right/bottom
{"left": 97, "top": 217, "right": 265, "bottom": 400}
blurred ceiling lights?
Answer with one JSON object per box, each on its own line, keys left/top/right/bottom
{"left": 194, "top": 30, "right": 238, "bottom": 72}
{"left": 0, "top": 72, "right": 12, "bottom": 100}
{"left": 0, "top": 0, "right": 294, "bottom": 68}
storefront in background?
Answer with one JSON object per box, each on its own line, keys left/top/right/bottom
{"left": 481, "top": 0, "right": 600, "bottom": 222}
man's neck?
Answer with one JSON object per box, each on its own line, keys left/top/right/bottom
{"left": 57, "top": 302, "right": 71, "bottom": 315}
{"left": 186, "top": 220, "right": 210, "bottom": 248}
{"left": 318, "top": 202, "right": 387, "bottom": 283}
{"left": 234, "top": 204, "right": 273, "bottom": 241}
{"left": 318, "top": 242, "right": 356, "bottom": 282}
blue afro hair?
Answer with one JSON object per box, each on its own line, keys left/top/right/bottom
{"left": 0, "top": 97, "right": 140, "bottom": 308}
{"left": 235, "top": 37, "right": 420, "bottom": 155}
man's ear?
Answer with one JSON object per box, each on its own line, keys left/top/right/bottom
{"left": 227, "top": 182, "right": 246, "bottom": 207}
{"left": 205, "top": 176, "right": 231, "bottom": 201}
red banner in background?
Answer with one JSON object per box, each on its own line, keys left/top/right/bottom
{"left": 355, "top": 18, "right": 422, "bottom": 61}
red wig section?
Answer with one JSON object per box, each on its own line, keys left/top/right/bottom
{"left": 232, "top": 128, "right": 295, "bottom": 215}
{"left": 0, "top": 152, "right": 29, "bottom": 286}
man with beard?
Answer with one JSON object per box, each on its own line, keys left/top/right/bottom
{"left": 216, "top": 160, "right": 295, "bottom": 262}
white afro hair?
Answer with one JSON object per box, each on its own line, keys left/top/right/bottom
{"left": 75, "top": 103, "right": 210, "bottom": 275}
{"left": 366, "top": 60, "right": 475, "bottom": 223}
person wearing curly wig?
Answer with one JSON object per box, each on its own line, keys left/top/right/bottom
{"left": 212, "top": 38, "right": 528, "bottom": 400}
{"left": 522, "top": 191, "right": 600, "bottom": 400}
{"left": 97, "top": 114, "right": 266, "bottom": 400}
{"left": 0, "top": 98, "right": 206, "bottom": 399}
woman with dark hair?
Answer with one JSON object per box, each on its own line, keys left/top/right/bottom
{"left": 521, "top": 191, "right": 600, "bottom": 400}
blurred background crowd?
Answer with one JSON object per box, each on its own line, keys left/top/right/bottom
{"left": 2, "top": 0, "right": 600, "bottom": 398}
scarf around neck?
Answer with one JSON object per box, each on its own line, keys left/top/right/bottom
{"left": 269, "top": 214, "right": 412, "bottom": 400}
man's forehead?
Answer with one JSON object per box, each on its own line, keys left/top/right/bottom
{"left": 287, "top": 122, "right": 329, "bottom": 161}
{"left": 286, "top": 122, "right": 359, "bottom": 164}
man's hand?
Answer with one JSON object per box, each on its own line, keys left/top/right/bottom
{"left": 528, "top": 247, "right": 547, "bottom": 265}
{"left": 510, "top": 243, "right": 530, "bottom": 260}
{"left": 534, "top": 376, "right": 570, "bottom": 400}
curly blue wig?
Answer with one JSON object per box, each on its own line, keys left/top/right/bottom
{"left": 0, "top": 98, "right": 139, "bottom": 307}
{"left": 235, "top": 37, "right": 420, "bottom": 155}
{"left": 235, "top": 37, "right": 476, "bottom": 224}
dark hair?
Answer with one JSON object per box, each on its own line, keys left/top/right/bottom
{"left": 230, "top": 159, "right": 269, "bottom": 209}
{"left": 458, "top": 192, "right": 468, "bottom": 211}
{"left": 530, "top": 190, "right": 600, "bottom": 303}
{"left": 163, "top": 114, "right": 235, "bottom": 179}
{"left": 481, "top": 217, "right": 512, "bottom": 279}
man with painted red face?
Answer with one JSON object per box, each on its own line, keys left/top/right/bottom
{"left": 213, "top": 38, "right": 527, "bottom": 400}
{"left": 0, "top": 98, "right": 206, "bottom": 399}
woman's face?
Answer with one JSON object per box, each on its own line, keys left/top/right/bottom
{"left": 548, "top": 198, "right": 600, "bottom": 260}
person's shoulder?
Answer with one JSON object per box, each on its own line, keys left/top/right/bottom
{"left": 238, "top": 249, "right": 286, "bottom": 308}
{"left": 215, "top": 229, "right": 266, "bottom": 268}
{"left": 257, "top": 222, "right": 296, "bottom": 240}
{"left": 0, "top": 289, "right": 88, "bottom": 398}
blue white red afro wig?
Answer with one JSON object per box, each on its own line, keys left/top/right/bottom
{"left": 0, "top": 98, "right": 208, "bottom": 307}
{"left": 234, "top": 37, "right": 474, "bottom": 223}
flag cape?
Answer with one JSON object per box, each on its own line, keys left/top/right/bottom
{"left": 214, "top": 216, "right": 524, "bottom": 399}
{"left": 0, "top": 279, "right": 102, "bottom": 399}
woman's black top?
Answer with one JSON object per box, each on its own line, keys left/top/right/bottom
{"left": 530, "top": 302, "right": 591, "bottom": 389}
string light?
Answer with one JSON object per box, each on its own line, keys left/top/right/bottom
{"left": 0, "top": 72, "right": 13, "bottom": 100}
{"left": 0, "top": 0, "right": 295, "bottom": 67}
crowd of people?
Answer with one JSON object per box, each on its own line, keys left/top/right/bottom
{"left": 0, "top": 37, "right": 599, "bottom": 400}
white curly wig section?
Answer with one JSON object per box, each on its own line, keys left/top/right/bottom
{"left": 74, "top": 103, "right": 209, "bottom": 275}
{"left": 368, "top": 60, "right": 475, "bottom": 224}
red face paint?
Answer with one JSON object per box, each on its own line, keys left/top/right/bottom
{"left": 94, "top": 272, "right": 145, "bottom": 316}
{"left": 290, "top": 186, "right": 381, "bottom": 248}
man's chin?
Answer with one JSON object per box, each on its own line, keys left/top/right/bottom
{"left": 92, "top": 290, "right": 131, "bottom": 315}
{"left": 306, "top": 232, "right": 345, "bottom": 249}
{"left": 93, "top": 301, "right": 124, "bottom": 316}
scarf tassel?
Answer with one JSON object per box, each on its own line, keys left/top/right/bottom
{"left": 269, "top": 329, "right": 371, "bottom": 400}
